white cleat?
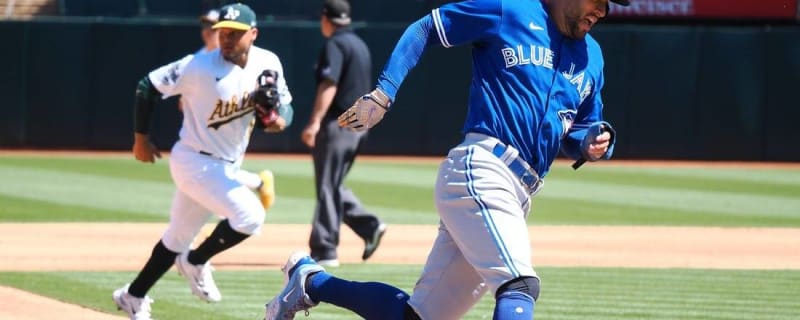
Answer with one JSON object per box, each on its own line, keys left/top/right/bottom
{"left": 112, "top": 284, "right": 154, "bottom": 320}
{"left": 175, "top": 252, "right": 222, "bottom": 303}
{"left": 265, "top": 251, "right": 325, "bottom": 320}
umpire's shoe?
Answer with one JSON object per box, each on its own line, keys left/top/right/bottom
{"left": 265, "top": 251, "right": 325, "bottom": 320}
{"left": 113, "top": 284, "right": 154, "bottom": 320}
{"left": 175, "top": 252, "right": 222, "bottom": 303}
{"left": 362, "top": 223, "right": 387, "bottom": 261}
{"left": 258, "top": 170, "right": 276, "bottom": 210}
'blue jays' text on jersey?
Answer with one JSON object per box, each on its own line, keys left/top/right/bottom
{"left": 433, "top": 0, "right": 606, "bottom": 177}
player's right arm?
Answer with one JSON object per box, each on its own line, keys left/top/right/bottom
{"left": 133, "top": 76, "right": 163, "bottom": 163}
{"left": 132, "top": 55, "right": 193, "bottom": 163}
{"left": 338, "top": 0, "right": 501, "bottom": 130}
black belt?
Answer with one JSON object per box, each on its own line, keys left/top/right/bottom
{"left": 491, "top": 143, "right": 542, "bottom": 195}
{"left": 199, "top": 151, "right": 235, "bottom": 164}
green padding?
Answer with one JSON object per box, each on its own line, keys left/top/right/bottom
{"left": 278, "top": 103, "right": 294, "bottom": 128}
{"left": 2, "top": 20, "right": 800, "bottom": 161}
{"left": 0, "top": 22, "right": 27, "bottom": 146}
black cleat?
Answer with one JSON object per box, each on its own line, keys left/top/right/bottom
{"left": 362, "top": 223, "right": 387, "bottom": 261}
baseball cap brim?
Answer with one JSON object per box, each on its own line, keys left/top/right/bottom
{"left": 329, "top": 16, "right": 351, "bottom": 25}
{"left": 212, "top": 20, "right": 252, "bottom": 31}
{"left": 611, "top": 0, "right": 630, "bottom": 5}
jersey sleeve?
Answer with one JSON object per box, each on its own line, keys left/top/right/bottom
{"left": 319, "top": 40, "right": 344, "bottom": 84}
{"left": 147, "top": 54, "right": 194, "bottom": 98}
{"left": 274, "top": 57, "right": 293, "bottom": 106}
{"left": 431, "top": 0, "right": 502, "bottom": 48}
{"left": 561, "top": 72, "right": 606, "bottom": 160}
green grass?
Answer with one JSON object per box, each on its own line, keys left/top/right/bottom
{"left": 1, "top": 154, "right": 799, "bottom": 226}
{"left": 1, "top": 266, "right": 798, "bottom": 319}
{"left": 1, "top": 154, "right": 798, "bottom": 319}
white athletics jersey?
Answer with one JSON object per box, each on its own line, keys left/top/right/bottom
{"left": 148, "top": 46, "right": 292, "bottom": 161}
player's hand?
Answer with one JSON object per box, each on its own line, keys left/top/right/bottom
{"left": 587, "top": 130, "right": 611, "bottom": 160}
{"left": 133, "top": 133, "right": 161, "bottom": 163}
{"left": 301, "top": 121, "right": 320, "bottom": 148}
{"left": 263, "top": 116, "right": 287, "bottom": 133}
{"left": 337, "top": 88, "right": 391, "bottom": 132}
{"left": 580, "top": 122, "right": 615, "bottom": 162}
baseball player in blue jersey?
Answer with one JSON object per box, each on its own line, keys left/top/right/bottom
{"left": 264, "top": 0, "right": 624, "bottom": 319}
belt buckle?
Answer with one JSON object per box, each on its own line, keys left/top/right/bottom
{"left": 519, "top": 171, "right": 536, "bottom": 188}
{"left": 519, "top": 169, "right": 541, "bottom": 195}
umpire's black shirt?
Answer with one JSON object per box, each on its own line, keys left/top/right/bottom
{"left": 315, "top": 27, "right": 372, "bottom": 117}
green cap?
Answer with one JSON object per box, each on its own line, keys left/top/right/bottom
{"left": 213, "top": 3, "right": 256, "bottom": 31}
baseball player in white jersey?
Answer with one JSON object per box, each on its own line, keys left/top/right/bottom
{"left": 113, "top": 4, "right": 293, "bottom": 320}
{"left": 167, "top": 8, "right": 278, "bottom": 209}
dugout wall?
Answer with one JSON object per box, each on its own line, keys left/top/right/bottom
{"left": 1, "top": 19, "right": 798, "bottom": 161}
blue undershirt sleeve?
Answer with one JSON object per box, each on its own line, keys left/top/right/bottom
{"left": 375, "top": 14, "right": 438, "bottom": 101}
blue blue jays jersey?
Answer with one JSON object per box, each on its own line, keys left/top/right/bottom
{"left": 432, "top": 0, "right": 606, "bottom": 177}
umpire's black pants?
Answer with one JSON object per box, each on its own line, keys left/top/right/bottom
{"left": 309, "top": 115, "right": 382, "bottom": 260}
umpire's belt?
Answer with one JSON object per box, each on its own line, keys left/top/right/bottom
{"left": 491, "top": 143, "right": 543, "bottom": 196}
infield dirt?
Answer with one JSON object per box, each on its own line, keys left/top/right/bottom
{"left": 1, "top": 223, "right": 799, "bottom": 320}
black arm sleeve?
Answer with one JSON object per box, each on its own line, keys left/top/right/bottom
{"left": 134, "top": 76, "right": 162, "bottom": 134}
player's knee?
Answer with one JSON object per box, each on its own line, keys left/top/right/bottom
{"left": 161, "top": 225, "right": 197, "bottom": 253}
{"left": 228, "top": 210, "right": 265, "bottom": 235}
{"left": 496, "top": 276, "right": 540, "bottom": 301}
{"left": 160, "top": 233, "right": 193, "bottom": 253}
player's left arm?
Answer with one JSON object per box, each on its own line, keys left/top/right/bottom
{"left": 560, "top": 72, "right": 616, "bottom": 165}
{"left": 274, "top": 57, "right": 294, "bottom": 129}
{"left": 256, "top": 56, "right": 294, "bottom": 133}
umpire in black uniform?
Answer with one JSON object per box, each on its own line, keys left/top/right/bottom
{"left": 301, "top": 0, "right": 386, "bottom": 267}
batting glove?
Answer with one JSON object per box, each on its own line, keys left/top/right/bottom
{"left": 337, "top": 88, "right": 391, "bottom": 132}
{"left": 580, "top": 121, "right": 616, "bottom": 161}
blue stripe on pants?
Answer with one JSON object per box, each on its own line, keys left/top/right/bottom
{"left": 464, "top": 146, "right": 520, "bottom": 277}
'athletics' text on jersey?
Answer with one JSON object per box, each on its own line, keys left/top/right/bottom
{"left": 147, "top": 47, "right": 292, "bottom": 162}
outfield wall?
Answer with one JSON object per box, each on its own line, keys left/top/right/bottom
{"left": 1, "top": 19, "right": 798, "bottom": 161}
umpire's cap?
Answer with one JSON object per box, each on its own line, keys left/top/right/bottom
{"left": 213, "top": 3, "right": 257, "bottom": 31}
{"left": 199, "top": 9, "right": 219, "bottom": 25}
{"left": 322, "top": 0, "right": 351, "bottom": 26}
{"left": 610, "top": 0, "right": 631, "bottom": 5}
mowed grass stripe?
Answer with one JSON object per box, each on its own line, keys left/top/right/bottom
{"left": 10, "top": 155, "right": 798, "bottom": 196}
{"left": 0, "top": 156, "right": 171, "bottom": 182}
{"left": 0, "top": 164, "right": 439, "bottom": 224}
{"left": 537, "top": 268, "right": 800, "bottom": 320}
{"left": 588, "top": 165, "right": 800, "bottom": 187}
{"left": 0, "top": 165, "right": 174, "bottom": 216}
{"left": 1, "top": 267, "right": 798, "bottom": 320}
{"left": 539, "top": 268, "right": 800, "bottom": 319}
{"left": 242, "top": 160, "right": 438, "bottom": 188}
{"left": 0, "top": 194, "right": 161, "bottom": 222}
{"left": 2, "top": 156, "right": 799, "bottom": 226}
{"left": 539, "top": 178, "right": 800, "bottom": 218}
{"left": 530, "top": 196, "right": 800, "bottom": 226}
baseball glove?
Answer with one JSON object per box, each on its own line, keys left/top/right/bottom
{"left": 253, "top": 70, "right": 281, "bottom": 128}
